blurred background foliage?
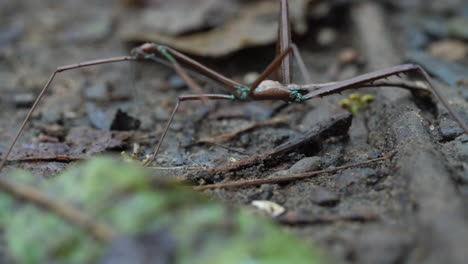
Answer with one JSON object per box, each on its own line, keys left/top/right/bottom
{"left": 0, "top": 157, "right": 326, "bottom": 264}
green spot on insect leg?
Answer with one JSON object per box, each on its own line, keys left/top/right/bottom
{"left": 237, "top": 87, "right": 250, "bottom": 100}
{"left": 144, "top": 54, "right": 156, "bottom": 60}
{"left": 289, "top": 88, "right": 305, "bottom": 103}
{"left": 156, "top": 45, "right": 176, "bottom": 63}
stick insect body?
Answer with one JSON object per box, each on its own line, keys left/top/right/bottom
{"left": 0, "top": 0, "right": 466, "bottom": 172}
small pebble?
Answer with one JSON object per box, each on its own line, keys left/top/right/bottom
{"left": 439, "top": 116, "right": 464, "bottom": 141}
{"left": 167, "top": 74, "right": 186, "bottom": 90}
{"left": 310, "top": 187, "right": 340, "bottom": 207}
{"left": 338, "top": 48, "right": 359, "bottom": 64}
{"left": 428, "top": 39, "right": 467, "bottom": 61}
{"left": 288, "top": 156, "right": 322, "bottom": 174}
{"left": 84, "top": 81, "right": 108, "bottom": 101}
{"left": 41, "top": 124, "right": 65, "bottom": 138}
{"left": 447, "top": 17, "right": 468, "bottom": 41}
{"left": 13, "top": 92, "right": 34, "bottom": 107}
{"left": 317, "top": 27, "right": 336, "bottom": 46}
{"left": 243, "top": 72, "right": 260, "bottom": 86}
{"left": 336, "top": 168, "right": 379, "bottom": 193}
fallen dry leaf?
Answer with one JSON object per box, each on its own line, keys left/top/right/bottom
{"left": 66, "top": 127, "right": 133, "bottom": 155}
{"left": 120, "top": 0, "right": 312, "bottom": 56}
{"left": 428, "top": 39, "right": 467, "bottom": 61}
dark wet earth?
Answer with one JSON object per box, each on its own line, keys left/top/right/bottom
{"left": 1, "top": 0, "right": 468, "bottom": 263}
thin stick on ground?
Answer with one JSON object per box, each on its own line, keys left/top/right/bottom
{"left": 200, "top": 112, "right": 352, "bottom": 176}
{"left": 276, "top": 211, "right": 379, "bottom": 226}
{"left": 5, "top": 156, "right": 85, "bottom": 164}
{"left": 194, "top": 150, "right": 396, "bottom": 191}
{"left": 194, "top": 115, "right": 288, "bottom": 145}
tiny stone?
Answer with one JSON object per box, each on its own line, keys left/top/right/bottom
{"left": 243, "top": 72, "right": 260, "bottom": 85}
{"left": 258, "top": 184, "right": 276, "bottom": 200}
{"left": 336, "top": 168, "right": 379, "bottom": 193}
{"left": 310, "top": 187, "right": 340, "bottom": 207}
{"left": 13, "top": 93, "right": 34, "bottom": 107}
{"left": 270, "top": 170, "right": 289, "bottom": 178}
{"left": 84, "top": 81, "right": 108, "bottom": 101}
{"left": 428, "top": 39, "right": 467, "bottom": 61}
{"left": 459, "top": 164, "right": 468, "bottom": 184}
{"left": 167, "top": 74, "right": 186, "bottom": 90}
{"left": 317, "top": 28, "right": 336, "bottom": 46}
{"left": 41, "top": 124, "right": 65, "bottom": 138}
{"left": 170, "top": 122, "right": 183, "bottom": 131}
{"left": 369, "top": 152, "right": 383, "bottom": 159}
{"left": 462, "top": 89, "right": 468, "bottom": 101}
{"left": 447, "top": 17, "right": 468, "bottom": 41}
{"left": 154, "top": 107, "right": 170, "bottom": 120}
{"left": 338, "top": 48, "right": 358, "bottom": 64}
{"left": 439, "top": 116, "right": 464, "bottom": 141}
{"left": 288, "top": 156, "right": 322, "bottom": 174}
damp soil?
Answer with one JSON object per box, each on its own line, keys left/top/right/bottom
{"left": 1, "top": 0, "right": 468, "bottom": 263}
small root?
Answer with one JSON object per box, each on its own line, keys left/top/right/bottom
{"left": 194, "top": 150, "right": 396, "bottom": 191}
{"left": 195, "top": 115, "right": 289, "bottom": 144}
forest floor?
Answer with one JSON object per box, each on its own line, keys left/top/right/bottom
{"left": 1, "top": 0, "right": 468, "bottom": 263}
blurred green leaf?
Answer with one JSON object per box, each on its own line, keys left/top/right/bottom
{"left": 0, "top": 157, "right": 327, "bottom": 264}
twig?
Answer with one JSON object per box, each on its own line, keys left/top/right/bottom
{"left": 208, "top": 142, "right": 251, "bottom": 155}
{"left": 6, "top": 155, "right": 85, "bottom": 164}
{"left": 194, "top": 150, "right": 396, "bottom": 191}
{"left": 194, "top": 115, "right": 289, "bottom": 144}
{"left": 0, "top": 178, "right": 116, "bottom": 242}
{"left": 276, "top": 211, "right": 378, "bottom": 225}
{"left": 196, "top": 112, "right": 352, "bottom": 177}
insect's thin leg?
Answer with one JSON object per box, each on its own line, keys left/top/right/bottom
{"left": 143, "top": 47, "right": 234, "bottom": 166}
{"left": 0, "top": 56, "right": 134, "bottom": 172}
{"left": 268, "top": 43, "right": 313, "bottom": 117}
{"left": 143, "top": 94, "right": 233, "bottom": 167}
{"left": 166, "top": 55, "right": 212, "bottom": 106}
{"left": 416, "top": 65, "right": 468, "bottom": 134}
{"left": 273, "top": 29, "right": 281, "bottom": 82}
{"left": 291, "top": 43, "right": 312, "bottom": 83}
{"left": 302, "top": 79, "right": 430, "bottom": 94}
{"left": 278, "top": 0, "right": 292, "bottom": 84}
{"left": 302, "top": 63, "right": 468, "bottom": 134}
{"left": 163, "top": 47, "right": 243, "bottom": 92}
{"left": 248, "top": 46, "right": 292, "bottom": 96}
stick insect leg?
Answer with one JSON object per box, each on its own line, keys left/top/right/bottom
{"left": 278, "top": 0, "right": 292, "bottom": 84}
{"left": 0, "top": 56, "right": 134, "bottom": 172}
{"left": 249, "top": 0, "right": 305, "bottom": 95}
{"left": 143, "top": 48, "right": 235, "bottom": 166}
{"left": 273, "top": 30, "right": 281, "bottom": 82}
{"left": 159, "top": 46, "right": 243, "bottom": 92}
{"left": 303, "top": 64, "right": 468, "bottom": 134}
{"left": 248, "top": 47, "right": 292, "bottom": 96}
{"left": 291, "top": 43, "right": 312, "bottom": 83}
{"left": 268, "top": 43, "right": 313, "bottom": 118}
{"left": 143, "top": 94, "right": 233, "bottom": 167}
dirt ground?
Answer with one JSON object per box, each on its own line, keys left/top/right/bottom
{"left": 1, "top": 0, "right": 468, "bottom": 263}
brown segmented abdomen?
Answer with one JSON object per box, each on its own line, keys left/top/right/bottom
{"left": 251, "top": 80, "right": 291, "bottom": 101}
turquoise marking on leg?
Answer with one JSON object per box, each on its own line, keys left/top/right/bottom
{"left": 289, "top": 88, "right": 305, "bottom": 103}
{"left": 236, "top": 87, "right": 250, "bottom": 100}
{"left": 144, "top": 54, "right": 156, "bottom": 60}
{"left": 156, "top": 45, "right": 175, "bottom": 63}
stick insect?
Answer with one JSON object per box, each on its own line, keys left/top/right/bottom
{"left": 0, "top": 0, "right": 467, "bottom": 173}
